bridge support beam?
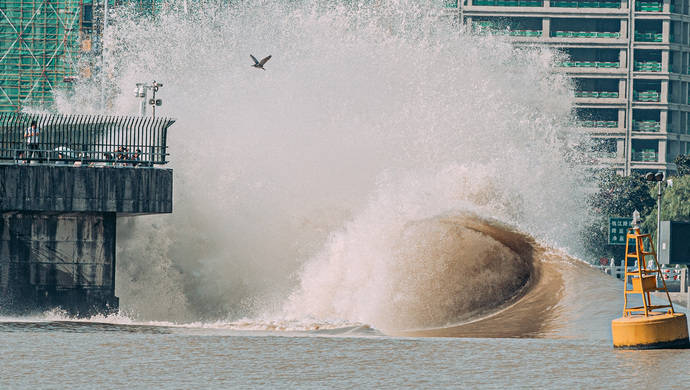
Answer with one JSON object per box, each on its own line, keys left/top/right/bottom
{"left": 0, "top": 164, "right": 172, "bottom": 316}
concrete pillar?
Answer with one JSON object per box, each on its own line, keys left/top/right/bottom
{"left": 621, "top": 19, "right": 628, "bottom": 39}
{"left": 0, "top": 213, "right": 117, "bottom": 315}
{"left": 620, "top": 49, "right": 627, "bottom": 68}
{"left": 663, "top": 20, "right": 670, "bottom": 43}
{"left": 618, "top": 109, "right": 626, "bottom": 130}
{"left": 619, "top": 79, "right": 627, "bottom": 98}
{"left": 617, "top": 138, "right": 626, "bottom": 159}
{"left": 542, "top": 18, "right": 550, "bottom": 39}
{"left": 0, "top": 165, "right": 173, "bottom": 316}
{"left": 661, "top": 110, "right": 668, "bottom": 132}
{"left": 662, "top": 50, "right": 670, "bottom": 72}
{"left": 662, "top": 80, "right": 669, "bottom": 103}
{"left": 659, "top": 139, "right": 667, "bottom": 162}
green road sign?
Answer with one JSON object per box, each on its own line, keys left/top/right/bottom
{"left": 609, "top": 217, "right": 633, "bottom": 245}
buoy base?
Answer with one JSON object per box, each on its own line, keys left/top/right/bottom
{"left": 612, "top": 312, "right": 690, "bottom": 349}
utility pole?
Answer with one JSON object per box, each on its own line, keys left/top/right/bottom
{"left": 644, "top": 172, "right": 665, "bottom": 255}
{"left": 134, "top": 81, "right": 164, "bottom": 117}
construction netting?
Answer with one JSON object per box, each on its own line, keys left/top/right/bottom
{"left": 0, "top": 0, "right": 162, "bottom": 113}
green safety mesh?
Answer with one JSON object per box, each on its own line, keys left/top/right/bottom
{"left": 0, "top": 0, "right": 83, "bottom": 112}
{"left": 0, "top": 0, "right": 162, "bottom": 113}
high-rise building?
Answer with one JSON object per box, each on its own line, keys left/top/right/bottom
{"left": 0, "top": 0, "right": 158, "bottom": 113}
{"left": 446, "top": 0, "right": 689, "bottom": 174}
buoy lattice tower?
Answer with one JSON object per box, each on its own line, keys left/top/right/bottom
{"left": 611, "top": 221, "right": 690, "bottom": 349}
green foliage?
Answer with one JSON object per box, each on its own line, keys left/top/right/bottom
{"left": 642, "top": 175, "right": 690, "bottom": 241}
{"left": 581, "top": 170, "right": 655, "bottom": 263}
{"left": 588, "top": 170, "right": 655, "bottom": 217}
{"left": 675, "top": 154, "right": 690, "bottom": 177}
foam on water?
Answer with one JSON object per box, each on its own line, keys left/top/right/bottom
{"left": 50, "top": 0, "right": 602, "bottom": 333}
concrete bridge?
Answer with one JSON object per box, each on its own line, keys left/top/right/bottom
{"left": 0, "top": 114, "right": 174, "bottom": 316}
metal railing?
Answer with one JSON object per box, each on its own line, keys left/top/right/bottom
{"left": 0, "top": 114, "right": 175, "bottom": 166}
{"left": 580, "top": 120, "right": 618, "bottom": 128}
{"left": 631, "top": 149, "right": 659, "bottom": 162}
{"left": 597, "top": 264, "right": 687, "bottom": 293}
{"left": 574, "top": 91, "right": 620, "bottom": 98}
{"left": 632, "top": 120, "right": 661, "bottom": 132}
{"left": 558, "top": 61, "right": 620, "bottom": 68}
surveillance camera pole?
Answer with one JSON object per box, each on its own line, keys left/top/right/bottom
{"left": 134, "top": 81, "right": 163, "bottom": 117}
{"left": 151, "top": 81, "right": 161, "bottom": 118}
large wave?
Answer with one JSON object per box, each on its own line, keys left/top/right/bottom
{"left": 53, "top": 0, "right": 599, "bottom": 333}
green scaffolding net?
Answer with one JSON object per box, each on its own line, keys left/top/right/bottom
{"left": 0, "top": 0, "right": 83, "bottom": 112}
{"left": 0, "top": 0, "right": 162, "bottom": 113}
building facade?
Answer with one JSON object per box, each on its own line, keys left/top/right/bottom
{"left": 447, "top": 0, "right": 690, "bottom": 174}
{"left": 0, "top": 0, "right": 158, "bottom": 113}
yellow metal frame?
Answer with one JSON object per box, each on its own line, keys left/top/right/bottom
{"left": 622, "top": 227, "right": 675, "bottom": 316}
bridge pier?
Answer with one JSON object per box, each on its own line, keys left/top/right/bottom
{"left": 0, "top": 164, "right": 172, "bottom": 316}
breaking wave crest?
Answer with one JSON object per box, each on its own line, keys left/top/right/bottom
{"left": 40, "top": 0, "right": 623, "bottom": 337}
{"left": 282, "top": 213, "right": 538, "bottom": 332}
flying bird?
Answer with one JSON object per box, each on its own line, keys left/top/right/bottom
{"left": 250, "top": 54, "right": 272, "bottom": 70}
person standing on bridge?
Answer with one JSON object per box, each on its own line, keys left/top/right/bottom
{"left": 24, "top": 120, "right": 41, "bottom": 163}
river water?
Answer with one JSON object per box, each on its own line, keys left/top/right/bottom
{"left": 2, "top": 317, "right": 689, "bottom": 388}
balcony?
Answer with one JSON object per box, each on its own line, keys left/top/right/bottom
{"left": 633, "top": 90, "right": 661, "bottom": 102}
{"left": 552, "top": 31, "right": 620, "bottom": 38}
{"left": 634, "top": 61, "right": 662, "bottom": 72}
{"left": 632, "top": 120, "right": 661, "bottom": 132}
{"left": 632, "top": 149, "right": 658, "bottom": 162}
{"left": 635, "top": 32, "right": 663, "bottom": 42}
{"left": 575, "top": 91, "right": 619, "bottom": 98}
{"left": 473, "top": 21, "right": 543, "bottom": 37}
{"left": 551, "top": 1, "right": 621, "bottom": 7}
{"left": 581, "top": 120, "right": 619, "bottom": 128}
{"left": 559, "top": 61, "right": 619, "bottom": 68}
{"left": 473, "top": 0, "right": 544, "bottom": 5}
{"left": 635, "top": 2, "right": 663, "bottom": 11}
{"left": 506, "top": 30, "right": 542, "bottom": 37}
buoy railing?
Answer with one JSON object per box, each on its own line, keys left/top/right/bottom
{"left": 621, "top": 227, "right": 674, "bottom": 317}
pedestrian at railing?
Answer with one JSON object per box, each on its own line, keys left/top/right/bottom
{"left": 23, "top": 120, "right": 41, "bottom": 163}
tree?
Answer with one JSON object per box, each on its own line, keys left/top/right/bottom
{"left": 675, "top": 154, "right": 690, "bottom": 177}
{"left": 581, "top": 170, "right": 655, "bottom": 263}
{"left": 642, "top": 174, "right": 690, "bottom": 241}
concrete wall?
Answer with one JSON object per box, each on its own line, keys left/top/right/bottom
{"left": 0, "top": 164, "right": 173, "bottom": 316}
{"left": 0, "top": 213, "right": 118, "bottom": 315}
{"left": 0, "top": 165, "right": 173, "bottom": 215}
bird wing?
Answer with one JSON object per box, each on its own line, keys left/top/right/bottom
{"left": 259, "top": 55, "right": 272, "bottom": 66}
{"left": 250, "top": 54, "right": 259, "bottom": 65}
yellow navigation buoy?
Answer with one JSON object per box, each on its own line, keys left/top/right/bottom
{"left": 611, "top": 220, "right": 690, "bottom": 349}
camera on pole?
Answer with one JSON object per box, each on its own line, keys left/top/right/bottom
{"left": 134, "top": 80, "right": 164, "bottom": 117}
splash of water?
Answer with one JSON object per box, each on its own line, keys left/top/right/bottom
{"left": 56, "top": 0, "right": 592, "bottom": 328}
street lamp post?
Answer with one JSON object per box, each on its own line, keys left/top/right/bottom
{"left": 644, "top": 172, "right": 665, "bottom": 256}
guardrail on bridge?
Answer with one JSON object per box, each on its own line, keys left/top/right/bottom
{"left": 0, "top": 114, "right": 175, "bottom": 166}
